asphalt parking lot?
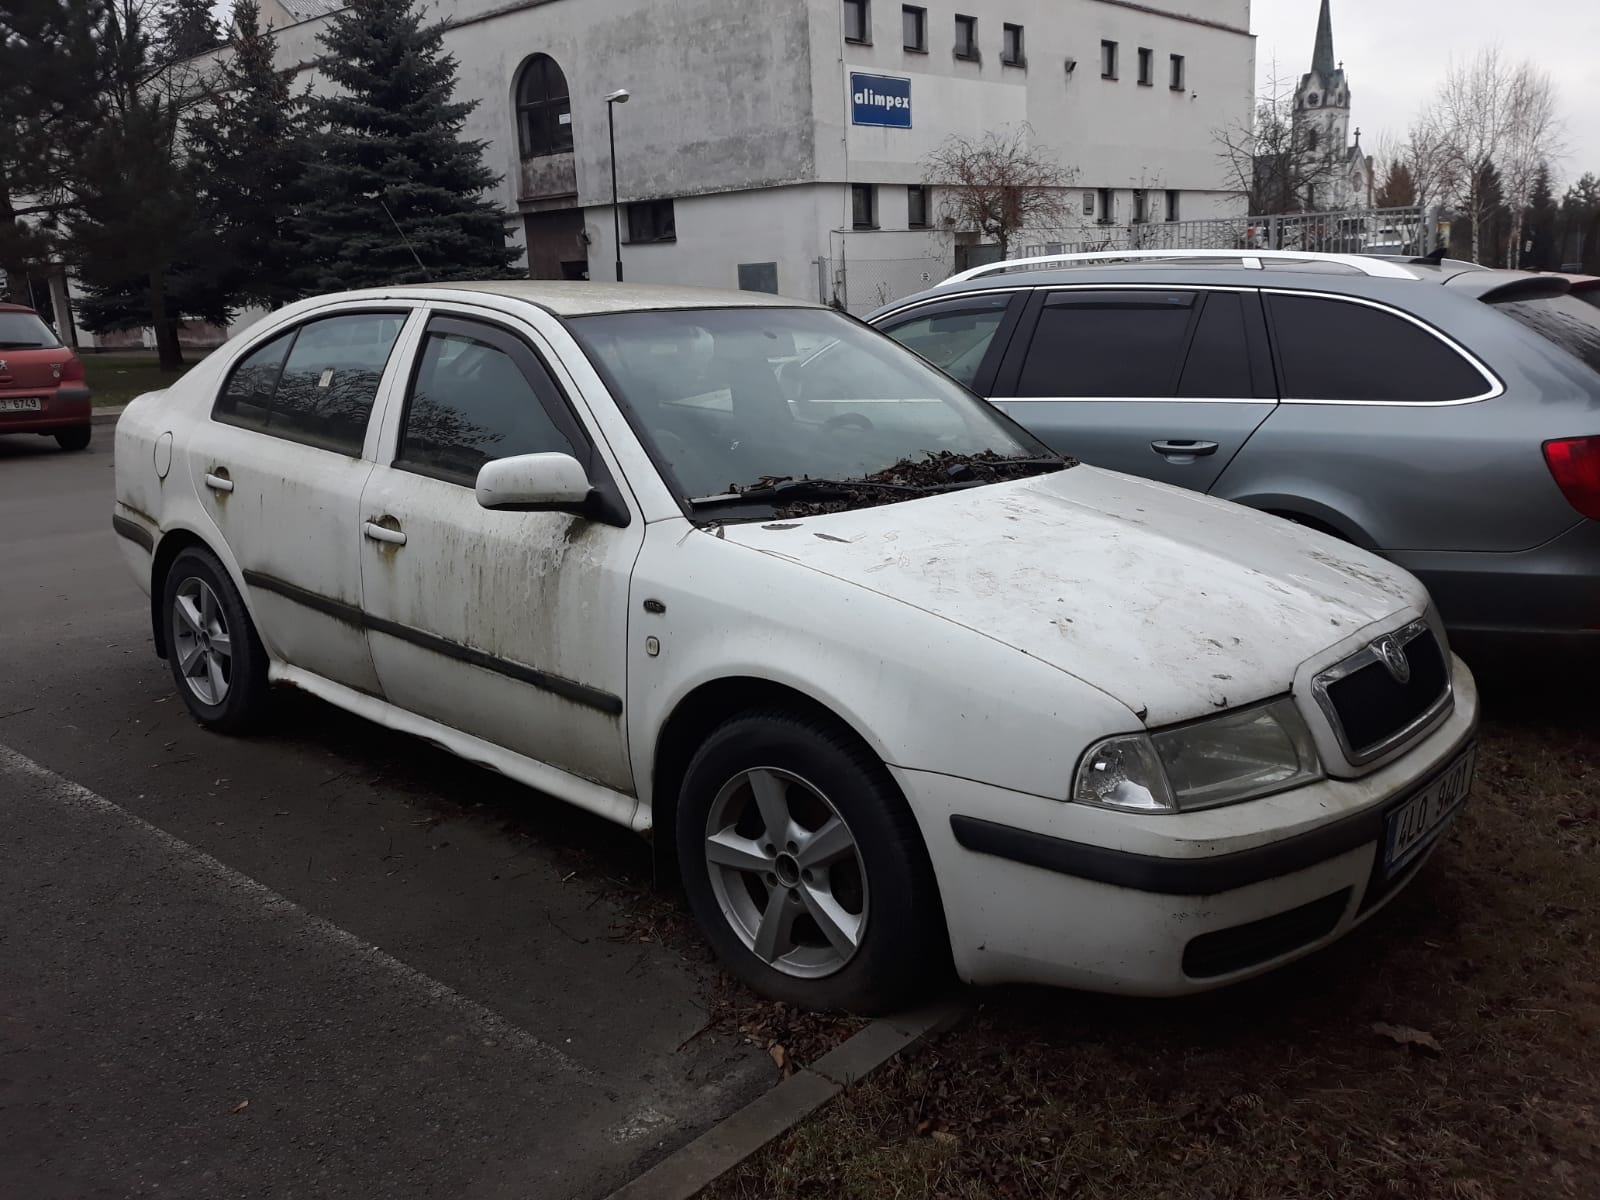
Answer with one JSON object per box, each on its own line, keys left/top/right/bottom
{"left": 0, "top": 433, "right": 771, "bottom": 1198}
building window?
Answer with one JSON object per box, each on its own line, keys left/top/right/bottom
{"left": 852, "top": 183, "right": 877, "bottom": 229}
{"left": 954, "top": 14, "right": 978, "bottom": 60}
{"left": 1137, "top": 47, "right": 1153, "bottom": 86}
{"left": 843, "top": 0, "right": 870, "bottom": 44}
{"left": 1307, "top": 126, "right": 1320, "bottom": 151}
{"left": 1096, "top": 187, "right": 1114, "bottom": 222}
{"left": 907, "top": 185, "right": 930, "bottom": 228}
{"left": 902, "top": 5, "right": 926, "bottom": 51}
{"left": 1132, "top": 189, "right": 1148, "bottom": 223}
{"left": 1001, "top": 23, "right": 1024, "bottom": 66}
{"left": 514, "top": 53, "right": 572, "bottom": 159}
{"left": 1083, "top": 190, "right": 1095, "bottom": 216}
{"left": 1170, "top": 53, "right": 1185, "bottom": 90}
{"left": 1100, "top": 40, "right": 1117, "bottom": 79}
{"left": 1165, "top": 189, "right": 1180, "bottom": 222}
{"left": 627, "top": 199, "right": 676, "bottom": 243}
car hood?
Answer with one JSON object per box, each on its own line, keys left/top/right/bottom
{"left": 718, "top": 466, "right": 1427, "bottom": 726}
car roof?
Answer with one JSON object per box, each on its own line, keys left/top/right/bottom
{"left": 0, "top": 302, "right": 40, "bottom": 314}
{"left": 404, "top": 280, "right": 817, "bottom": 317}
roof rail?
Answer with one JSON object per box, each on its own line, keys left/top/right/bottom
{"left": 945, "top": 249, "right": 1420, "bottom": 284}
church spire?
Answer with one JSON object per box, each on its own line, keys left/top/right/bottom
{"left": 1312, "top": 0, "right": 1336, "bottom": 78}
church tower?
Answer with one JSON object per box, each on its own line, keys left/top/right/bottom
{"left": 1291, "top": 0, "right": 1367, "bottom": 210}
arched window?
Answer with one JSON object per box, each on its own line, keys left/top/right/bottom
{"left": 1307, "top": 127, "right": 1319, "bottom": 151}
{"left": 1308, "top": 92, "right": 1320, "bottom": 107}
{"left": 516, "top": 54, "right": 572, "bottom": 159}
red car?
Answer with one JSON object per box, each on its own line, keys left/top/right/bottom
{"left": 0, "top": 303, "right": 91, "bottom": 451}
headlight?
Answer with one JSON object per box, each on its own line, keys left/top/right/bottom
{"left": 1073, "top": 698, "right": 1323, "bottom": 813}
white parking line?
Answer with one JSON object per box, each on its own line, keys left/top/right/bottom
{"left": 0, "top": 740, "right": 602, "bottom": 1087}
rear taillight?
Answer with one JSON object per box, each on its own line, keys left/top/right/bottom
{"left": 59, "top": 355, "right": 85, "bottom": 383}
{"left": 1543, "top": 437, "right": 1600, "bottom": 520}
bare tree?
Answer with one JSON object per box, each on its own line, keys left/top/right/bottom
{"left": 1213, "top": 61, "right": 1341, "bottom": 217}
{"left": 1425, "top": 48, "right": 1562, "bottom": 265}
{"left": 921, "top": 123, "right": 1075, "bottom": 259}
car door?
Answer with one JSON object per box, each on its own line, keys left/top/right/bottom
{"left": 185, "top": 306, "right": 417, "bottom": 695}
{"left": 873, "top": 291, "right": 1025, "bottom": 392}
{"left": 988, "top": 287, "right": 1278, "bottom": 492}
{"left": 358, "top": 310, "right": 643, "bottom": 794}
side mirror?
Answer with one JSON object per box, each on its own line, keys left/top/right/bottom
{"left": 476, "top": 452, "right": 593, "bottom": 513}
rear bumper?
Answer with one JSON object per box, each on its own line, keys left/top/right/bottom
{"left": 1394, "top": 519, "right": 1600, "bottom": 645}
{"left": 0, "top": 386, "right": 91, "bottom": 433}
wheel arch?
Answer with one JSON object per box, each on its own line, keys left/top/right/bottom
{"left": 148, "top": 528, "right": 213, "bottom": 659}
{"left": 1227, "top": 491, "right": 1380, "bottom": 551}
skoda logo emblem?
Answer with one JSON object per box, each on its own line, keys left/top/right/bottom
{"left": 1372, "top": 634, "right": 1411, "bottom": 684}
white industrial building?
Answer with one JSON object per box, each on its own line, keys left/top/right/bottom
{"left": 77, "top": 0, "right": 1255, "bottom": 346}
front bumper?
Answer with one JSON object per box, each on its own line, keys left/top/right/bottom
{"left": 0, "top": 385, "right": 91, "bottom": 434}
{"left": 898, "top": 655, "right": 1479, "bottom": 994}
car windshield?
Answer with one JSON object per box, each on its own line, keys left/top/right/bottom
{"left": 566, "top": 306, "right": 1060, "bottom": 512}
{"left": 0, "top": 311, "right": 60, "bottom": 349}
{"left": 1494, "top": 293, "right": 1600, "bottom": 375}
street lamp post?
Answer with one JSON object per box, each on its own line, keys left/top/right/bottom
{"left": 605, "top": 89, "right": 630, "bottom": 282}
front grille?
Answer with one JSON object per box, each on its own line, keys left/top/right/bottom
{"left": 1316, "top": 624, "right": 1449, "bottom": 763}
{"left": 1182, "top": 888, "right": 1351, "bottom": 979}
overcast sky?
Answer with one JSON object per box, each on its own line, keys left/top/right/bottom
{"left": 1251, "top": 0, "right": 1600, "bottom": 187}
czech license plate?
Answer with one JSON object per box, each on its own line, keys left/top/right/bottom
{"left": 1383, "top": 744, "right": 1475, "bottom": 877}
{"left": 0, "top": 397, "right": 42, "bottom": 413}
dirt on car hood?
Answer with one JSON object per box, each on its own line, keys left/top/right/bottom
{"left": 717, "top": 465, "right": 1427, "bottom": 727}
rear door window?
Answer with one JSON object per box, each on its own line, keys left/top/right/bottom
{"left": 1492, "top": 293, "right": 1600, "bottom": 375}
{"left": 1177, "top": 291, "right": 1258, "bottom": 398}
{"left": 1267, "top": 293, "right": 1490, "bottom": 402}
{"left": 1013, "top": 290, "right": 1197, "bottom": 397}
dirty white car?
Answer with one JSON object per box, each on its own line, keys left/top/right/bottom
{"left": 113, "top": 283, "right": 1478, "bottom": 1012}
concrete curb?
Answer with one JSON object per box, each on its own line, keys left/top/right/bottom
{"left": 604, "top": 999, "right": 966, "bottom": 1200}
{"left": 91, "top": 406, "right": 126, "bottom": 426}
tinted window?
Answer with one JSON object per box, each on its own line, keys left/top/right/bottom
{"left": 1015, "top": 291, "right": 1196, "bottom": 397}
{"left": 215, "top": 331, "right": 292, "bottom": 430}
{"left": 267, "top": 314, "right": 404, "bottom": 453}
{"left": 881, "top": 297, "right": 1010, "bottom": 387}
{"left": 1178, "top": 291, "right": 1255, "bottom": 398}
{"left": 0, "top": 311, "right": 60, "bottom": 348}
{"left": 1268, "top": 294, "right": 1488, "bottom": 401}
{"left": 397, "top": 326, "right": 574, "bottom": 484}
{"left": 214, "top": 314, "right": 404, "bottom": 451}
{"left": 1494, "top": 294, "right": 1600, "bottom": 375}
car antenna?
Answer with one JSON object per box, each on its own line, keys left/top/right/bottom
{"left": 1410, "top": 244, "right": 1448, "bottom": 266}
{"left": 375, "top": 195, "right": 432, "bottom": 281}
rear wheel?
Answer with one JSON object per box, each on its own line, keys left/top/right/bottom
{"left": 161, "top": 547, "right": 270, "bottom": 733}
{"left": 676, "top": 710, "right": 948, "bottom": 1013}
{"left": 54, "top": 425, "right": 91, "bottom": 451}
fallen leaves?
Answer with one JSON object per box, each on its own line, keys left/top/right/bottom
{"left": 230, "top": 1100, "right": 249, "bottom": 1114}
{"left": 1372, "top": 1022, "right": 1443, "bottom": 1055}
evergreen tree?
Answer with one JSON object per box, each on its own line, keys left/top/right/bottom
{"left": 295, "top": 0, "right": 516, "bottom": 293}
{"left": 1374, "top": 159, "right": 1417, "bottom": 209}
{"left": 158, "top": 0, "right": 222, "bottom": 62}
{"left": 1562, "top": 173, "right": 1600, "bottom": 271}
{"left": 185, "top": 0, "right": 307, "bottom": 312}
{"left": 1473, "top": 160, "right": 1510, "bottom": 267}
{"left": 1522, "top": 163, "right": 1558, "bottom": 271}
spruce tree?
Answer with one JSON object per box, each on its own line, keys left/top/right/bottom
{"left": 296, "top": 0, "right": 516, "bottom": 293}
{"left": 185, "top": 0, "right": 306, "bottom": 311}
{"left": 158, "top": 0, "right": 222, "bottom": 62}
{"left": 1523, "top": 163, "right": 1558, "bottom": 272}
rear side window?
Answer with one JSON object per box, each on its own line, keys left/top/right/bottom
{"left": 0, "top": 311, "right": 61, "bottom": 349}
{"left": 880, "top": 295, "right": 1011, "bottom": 388}
{"left": 1267, "top": 293, "right": 1489, "bottom": 402}
{"left": 1015, "top": 290, "right": 1196, "bottom": 397}
{"left": 1177, "top": 291, "right": 1256, "bottom": 398}
{"left": 1493, "top": 294, "right": 1600, "bottom": 375}
{"left": 396, "top": 321, "right": 575, "bottom": 485}
{"left": 214, "top": 312, "right": 405, "bottom": 453}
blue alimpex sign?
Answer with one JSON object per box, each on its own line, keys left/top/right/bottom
{"left": 851, "top": 72, "right": 912, "bottom": 128}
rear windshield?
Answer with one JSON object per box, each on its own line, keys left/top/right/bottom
{"left": 0, "top": 311, "right": 60, "bottom": 349}
{"left": 1494, "top": 294, "right": 1600, "bottom": 375}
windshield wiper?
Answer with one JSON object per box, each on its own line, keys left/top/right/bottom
{"left": 687, "top": 455, "right": 1070, "bottom": 510}
{"left": 687, "top": 477, "right": 920, "bottom": 509}
{"left": 0, "top": 341, "right": 47, "bottom": 349}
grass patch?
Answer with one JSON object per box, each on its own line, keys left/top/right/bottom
{"left": 707, "top": 673, "right": 1600, "bottom": 1200}
{"left": 82, "top": 352, "right": 208, "bottom": 408}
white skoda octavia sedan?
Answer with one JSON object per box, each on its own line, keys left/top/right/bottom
{"left": 113, "top": 282, "right": 1478, "bottom": 1012}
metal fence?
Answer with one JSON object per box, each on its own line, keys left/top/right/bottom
{"left": 1023, "top": 206, "right": 1438, "bottom": 260}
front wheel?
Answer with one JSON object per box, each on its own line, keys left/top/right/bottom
{"left": 676, "top": 710, "right": 948, "bottom": 1013}
{"left": 161, "top": 547, "right": 270, "bottom": 733}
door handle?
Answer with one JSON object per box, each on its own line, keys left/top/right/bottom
{"left": 203, "top": 471, "right": 234, "bottom": 493}
{"left": 363, "top": 520, "right": 407, "bottom": 546}
{"left": 1151, "top": 439, "right": 1220, "bottom": 458}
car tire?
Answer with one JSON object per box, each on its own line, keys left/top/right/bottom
{"left": 54, "top": 425, "right": 91, "bottom": 451}
{"left": 161, "top": 546, "right": 270, "bottom": 734}
{"left": 676, "top": 709, "right": 949, "bottom": 1013}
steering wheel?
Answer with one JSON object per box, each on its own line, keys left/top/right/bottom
{"left": 820, "top": 412, "right": 875, "bottom": 433}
